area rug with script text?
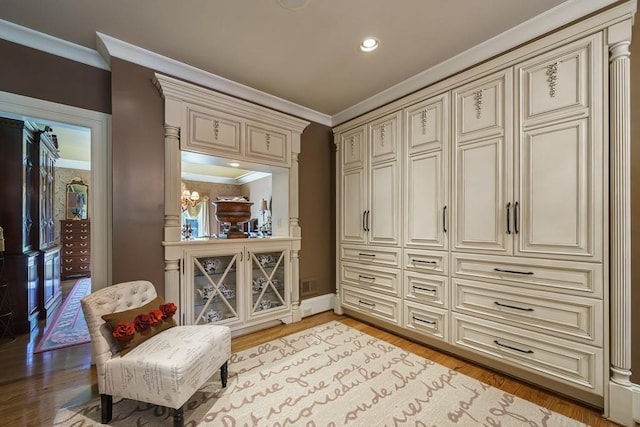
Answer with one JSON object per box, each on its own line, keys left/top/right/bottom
{"left": 54, "top": 320, "right": 584, "bottom": 426}
{"left": 34, "top": 278, "right": 91, "bottom": 353}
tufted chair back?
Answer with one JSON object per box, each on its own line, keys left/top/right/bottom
{"left": 80, "top": 280, "right": 157, "bottom": 392}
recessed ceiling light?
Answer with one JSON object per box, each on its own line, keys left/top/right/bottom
{"left": 360, "top": 37, "right": 379, "bottom": 52}
{"left": 228, "top": 161, "right": 240, "bottom": 167}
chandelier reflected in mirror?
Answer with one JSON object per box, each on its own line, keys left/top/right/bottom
{"left": 181, "top": 189, "right": 200, "bottom": 212}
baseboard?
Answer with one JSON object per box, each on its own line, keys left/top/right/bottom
{"left": 300, "top": 293, "right": 334, "bottom": 318}
{"left": 634, "top": 384, "right": 640, "bottom": 424}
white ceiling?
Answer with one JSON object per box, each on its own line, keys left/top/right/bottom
{"left": 0, "top": 0, "right": 622, "bottom": 175}
{"left": 0, "top": 0, "right": 616, "bottom": 123}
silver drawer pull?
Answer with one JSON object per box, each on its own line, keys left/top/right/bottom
{"left": 358, "top": 253, "right": 376, "bottom": 257}
{"left": 358, "top": 299, "right": 375, "bottom": 308}
{"left": 412, "top": 285, "right": 436, "bottom": 294}
{"left": 494, "top": 340, "right": 534, "bottom": 354}
{"left": 412, "top": 315, "right": 436, "bottom": 325}
{"left": 413, "top": 259, "right": 437, "bottom": 265}
{"left": 358, "top": 274, "right": 375, "bottom": 281}
{"left": 494, "top": 301, "right": 534, "bottom": 312}
{"left": 493, "top": 268, "right": 534, "bottom": 275}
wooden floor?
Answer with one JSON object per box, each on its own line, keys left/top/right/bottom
{"left": 0, "top": 310, "right": 620, "bottom": 426}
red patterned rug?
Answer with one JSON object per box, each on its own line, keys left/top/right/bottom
{"left": 34, "top": 278, "right": 91, "bottom": 353}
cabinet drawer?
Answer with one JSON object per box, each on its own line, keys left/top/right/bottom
{"left": 518, "top": 34, "right": 598, "bottom": 125}
{"left": 62, "top": 247, "right": 90, "bottom": 257}
{"left": 185, "top": 104, "right": 242, "bottom": 156}
{"left": 404, "top": 248, "right": 448, "bottom": 275}
{"left": 62, "top": 263, "right": 91, "bottom": 275}
{"left": 61, "top": 220, "right": 90, "bottom": 231}
{"left": 453, "top": 278, "right": 602, "bottom": 345}
{"left": 452, "top": 314, "right": 603, "bottom": 394}
{"left": 451, "top": 253, "right": 602, "bottom": 298}
{"left": 63, "top": 233, "right": 90, "bottom": 243}
{"left": 341, "top": 244, "right": 401, "bottom": 268}
{"left": 404, "top": 271, "right": 447, "bottom": 308}
{"left": 341, "top": 262, "right": 400, "bottom": 296}
{"left": 246, "top": 123, "right": 290, "bottom": 166}
{"left": 62, "top": 241, "right": 90, "bottom": 250}
{"left": 341, "top": 286, "right": 401, "bottom": 326}
{"left": 404, "top": 301, "right": 448, "bottom": 341}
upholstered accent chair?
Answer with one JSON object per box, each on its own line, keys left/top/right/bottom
{"left": 81, "top": 280, "right": 231, "bottom": 426}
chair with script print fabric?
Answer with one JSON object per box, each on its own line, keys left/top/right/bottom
{"left": 81, "top": 280, "right": 230, "bottom": 426}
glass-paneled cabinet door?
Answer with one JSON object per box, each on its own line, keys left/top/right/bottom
{"left": 191, "top": 251, "right": 241, "bottom": 325}
{"left": 248, "top": 248, "right": 289, "bottom": 316}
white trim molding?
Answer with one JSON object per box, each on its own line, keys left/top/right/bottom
{"left": 0, "top": 91, "right": 112, "bottom": 292}
{"left": 300, "top": 293, "right": 334, "bottom": 318}
{"left": 96, "top": 32, "right": 331, "bottom": 127}
{"left": 0, "top": 19, "right": 109, "bottom": 70}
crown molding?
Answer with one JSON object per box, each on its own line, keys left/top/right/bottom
{"left": 96, "top": 32, "right": 331, "bottom": 127}
{"left": 0, "top": 19, "right": 109, "bottom": 70}
{"left": 331, "top": 0, "right": 623, "bottom": 126}
{"left": 57, "top": 159, "right": 92, "bottom": 171}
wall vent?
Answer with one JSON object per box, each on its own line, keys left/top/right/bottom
{"left": 300, "top": 278, "right": 319, "bottom": 297}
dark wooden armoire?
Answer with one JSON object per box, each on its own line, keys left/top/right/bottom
{"left": 0, "top": 118, "right": 61, "bottom": 334}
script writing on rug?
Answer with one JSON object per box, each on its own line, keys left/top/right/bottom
{"left": 54, "top": 320, "right": 585, "bottom": 426}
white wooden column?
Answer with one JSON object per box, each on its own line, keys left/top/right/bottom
{"left": 607, "top": 18, "right": 635, "bottom": 426}
{"left": 163, "top": 123, "right": 183, "bottom": 319}
{"left": 333, "top": 136, "right": 343, "bottom": 315}
{"left": 290, "top": 133, "right": 302, "bottom": 322}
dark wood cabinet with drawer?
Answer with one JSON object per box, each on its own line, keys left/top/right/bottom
{"left": 60, "top": 220, "right": 91, "bottom": 280}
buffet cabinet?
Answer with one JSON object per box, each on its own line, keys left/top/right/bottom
{"left": 60, "top": 220, "right": 91, "bottom": 279}
{"left": 335, "top": 25, "right": 612, "bottom": 407}
{"left": 181, "top": 240, "right": 292, "bottom": 330}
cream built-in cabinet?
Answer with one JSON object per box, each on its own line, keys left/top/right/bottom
{"left": 333, "top": 9, "right": 632, "bottom": 407}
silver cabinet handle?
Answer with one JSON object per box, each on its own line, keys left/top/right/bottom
{"left": 493, "top": 268, "right": 534, "bottom": 275}
{"left": 506, "top": 202, "right": 511, "bottom": 234}
{"left": 412, "top": 285, "right": 437, "bottom": 293}
{"left": 494, "top": 301, "right": 534, "bottom": 312}
{"left": 412, "top": 315, "right": 436, "bottom": 325}
{"left": 494, "top": 340, "right": 534, "bottom": 354}
{"left": 413, "top": 259, "right": 437, "bottom": 265}
{"left": 443, "top": 205, "right": 447, "bottom": 233}
{"left": 358, "top": 274, "right": 375, "bottom": 281}
{"left": 514, "top": 201, "right": 520, "bottom": 234}
{"left": 358, "top": 253, "right": 375, "bottom": 257}
{"left": 358, "top": 299, "right": 375, "bottom": 308}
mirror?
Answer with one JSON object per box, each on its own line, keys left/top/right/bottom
{"left": 66, "top": 178, "right": 88, "bottom": 220}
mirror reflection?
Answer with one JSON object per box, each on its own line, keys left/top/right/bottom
{"left": 66, "top": 178, "right": 88, "bottom": 220}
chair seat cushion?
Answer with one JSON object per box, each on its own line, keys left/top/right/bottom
{"left": 103, "top": 324, "right": 231, "bottom": 409}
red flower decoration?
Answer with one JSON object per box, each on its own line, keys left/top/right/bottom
{"left": 134, "top": 313, "right": 154, "bottom": 331}
{"left": 112, "top": 321, "right": 135, "bottom": 341}
{"left": 149, "top": 309, "right": 164, "bottom": 326}
{"left": 159, "top": 302, "right": 177, "bottom": 319}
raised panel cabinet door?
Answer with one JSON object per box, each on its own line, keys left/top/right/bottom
{"left": 405, "top": 150, "right": 447, "bottom": 249}
{"left": 369, "top": 111, "right": 401, "bottom": 164}
{"left": 453, "top": 137, "right": 512, "bottom": 254}
{"left": 340, "top": 126, "right": 366, "bottom": 171}
{"left": 246, "top": 123, "right": 290, "bottom": 166}
{"left": 405, "top": 93, "right": 448, "bottom": 155}
{"left": 518, "top": 33, "right": 600, "bottom": 125}
{"left": 340, "top": 168, "right": 367, "bottom": 244}
{"left": 369, "top": 161, "right": 400, "bottom": 246}
{"left": 516, "top": 118, "right": 600, "bottom": 260}
{"left": 453, "top": 69, "right": 511, "bottom": 142}
{"left": 186, "top": 105, "right": 242, "bottom": 156}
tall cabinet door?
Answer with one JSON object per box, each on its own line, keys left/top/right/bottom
{"left": 339, "top": 126, "right": 367, "bottom": 244}
{"left": 368, "top": 112, "right": 401, "bottom": 246}
{"left": 452, "top": 70, "right": 513, "bottom": 254}
{"left": 404, "top": 94, "right": 449, "bottom": 249}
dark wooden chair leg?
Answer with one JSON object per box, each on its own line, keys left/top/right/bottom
{"left": 220, "top": 361, "right": 228, "bottom": 387}
{"left": 100, "top": 394, "right": 113, "bottom": 423}
{"left": 173, "top": 405, "right": 184, "bottom": 427}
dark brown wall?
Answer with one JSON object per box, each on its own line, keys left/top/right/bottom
{"left": 630, "top": 21, "right": 639, "bottom": 385}
{"left": 110, "top": 59, "right": 165, "bottom": 295}
{"left": 0, "top": 40, "right": 111, "bottom": 114}
{"left": 299, "top": 122, "right": 335, "bottom": 298}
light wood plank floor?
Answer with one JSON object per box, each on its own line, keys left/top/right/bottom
{"left": 0, "top": 311, "right": 620, "bottom": 426}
